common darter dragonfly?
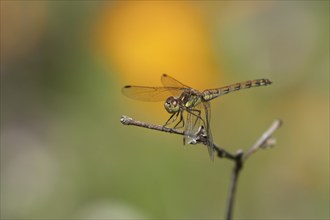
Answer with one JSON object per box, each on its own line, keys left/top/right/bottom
{"left": 122, "top": 74, "right": 272, "bottom": 160}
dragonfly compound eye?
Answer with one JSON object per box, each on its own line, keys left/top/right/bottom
{"left": 164, "top": 97, "right": 180, "bottom": 113}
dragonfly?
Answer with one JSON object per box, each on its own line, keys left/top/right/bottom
{"left": 122, "top": 74, "right": 272, "bottom": 160}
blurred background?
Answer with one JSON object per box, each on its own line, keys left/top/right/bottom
{"left": 1, "top": 1, "right": 328, "bottom": 219}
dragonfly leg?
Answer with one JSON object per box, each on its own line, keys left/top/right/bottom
{"left": 191, "top": 109, "right": 202, "bottom": 128}
{"left": 164, "top": 112, "right": 179, "bottom": 127}
{"left": 186, "top": 108, "right": 206, "bottom": 127}
{"left": 174, "top": 111, "right": 185, "bottom": 129}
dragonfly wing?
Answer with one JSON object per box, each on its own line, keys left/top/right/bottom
{"left": 122, "top": 85, "right": 182, "bottom": 102}
{"left": 183, "top": 102, "right": 214, "bottom": 160}
{"left": 202, "top": 101, "right": 214, "bottom": 160}
{"left": 161, "top": 74, "right": 191, "bottom": 94}
{"left": 183, "top": 104, "right": 203, "bottom": 145}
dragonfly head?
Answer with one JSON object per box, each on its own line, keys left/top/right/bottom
{"left": 164, "top": 96, "right": 180, "bottom": 114}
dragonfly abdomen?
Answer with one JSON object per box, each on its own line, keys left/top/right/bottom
{"left": 202, "top": 78, "right": 272, "bottom": 101}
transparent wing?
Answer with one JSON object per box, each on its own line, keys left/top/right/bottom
{"left": 183, "top": 104, "right": 203, "bottom": 144}
{"left": 183, "top": 102, "right": 214, "bottom": 160}
{"left": 202, "top": 101, "right": 214, "bottom": 160}
{"left": 161, "top": 74, "right": 191, "bottom": 90}
{"left": 122, "top": 85, "right": 184, "bottom": 102}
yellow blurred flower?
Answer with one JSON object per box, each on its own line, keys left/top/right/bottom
{"left": 95, "top": 1, "right": 221, "bottom": 88}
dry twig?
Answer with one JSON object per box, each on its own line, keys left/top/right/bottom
{"left": 120, "top": 115, "right": 282, "bottom": 220}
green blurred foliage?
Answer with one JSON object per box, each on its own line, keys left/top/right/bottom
{"left": 1, "top": 1, "right": 328, "bottom": 219}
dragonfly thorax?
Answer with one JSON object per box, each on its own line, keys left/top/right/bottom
{"left": 164, "top": 96, "right": 180, "bottom": 113}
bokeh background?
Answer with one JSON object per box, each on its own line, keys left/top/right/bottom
{"left": 1, "top": 1, "right": 329, "bottom": 219}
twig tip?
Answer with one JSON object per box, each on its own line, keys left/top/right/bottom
{"left": 120, "top": 115, "right": 132, "bottom": 125}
